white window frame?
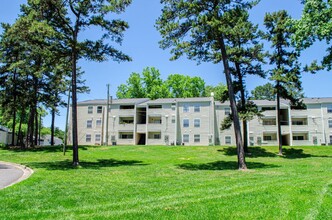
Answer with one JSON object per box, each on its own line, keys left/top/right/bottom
{"left": 194, "top": 105, "right": 200, "bottom": 112}
{"left": 194, "top": 119, "right": 200, "bottom": 128}
{"left": 225, "top": 108, "right": 231, "bottom": 116}
{"left": 194, "top": 134, "right": 200, "bottom": 143}
{"left": 87, "top": 120, "right": 92, "bottom": 128}
{"left": 329, "top": 119, "right": 332, "bottom": 128}
{"left": 183, "top": 134, "right": 189, "bottom": 143}
{"left": 86, "top": 134, "right": 91, "bottom": 142}
{"left": 96, "top": 119, "right": 102, "bottom": 127}
{"left": 88, "top": 106, "right": 93, "bottom": 114}
{"left": 225, "top": 136, "right": 231, "bottom": 144}
{"left": 328, "top": 104, "right": 332, "bottom": 113}
{"left": 183, "top": 119, "right": 189, "bottom": 128}
{"left": 183, "top": 104, "right": 189, "bottom": 113}
{"left": 95, "top": 134, "right": 101, "bottom": 142}
{"left": 119, "top": 132, "right": 134, "bottom": 139}
{"left": 97, "top": 106, "right": 103, "bottom": 114}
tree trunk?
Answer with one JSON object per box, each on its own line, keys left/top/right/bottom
{"left": 71, "top": 28, "right": 79, "bottom": 166}
{"left": 34, "top": 111, "right": 38, "bottom": 146}
{"left": 51, "top": 108, "right": 55, "bottom": 146}
{"left": 220, "top": 36, "right": 247, "bottom": 170}
{"left": 235, "top": 62, "right": 249, "bottom": 153}
{"left": 18, "top": 110, "right": 24, "bottom": 148}
{"left": 11, "top": 70, "right": 17, "bottom": 146}
{"left": 276, "top": 81, "right": 283, "bottom": 155}
{"left": 27, "top": 106, "right": 35, "bottom": 148}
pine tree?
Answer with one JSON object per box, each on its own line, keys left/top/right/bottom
{"left": 156, "top": 0, "right": 259, "bottom": 169}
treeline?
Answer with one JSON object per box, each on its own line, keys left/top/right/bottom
{"left": 116, "top": 67, "right": 228, "bottom": 101}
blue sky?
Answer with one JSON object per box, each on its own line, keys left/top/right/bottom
{"left": 0, "top": 0, "right": 330, "bottom": 130}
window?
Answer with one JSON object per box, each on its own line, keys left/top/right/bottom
{"left": 257, "top": 137, "right": 262, "bottom": 145}
{"left": 194, "top": 119, "right": 200, "bottom": 128}
{"left": 111, "top": 135, "right": 116, "bottom": 141}
{"left": 249, "top": 137, "right": 254, "bottom": 146}
{"left": 86, "top": 134, "right": 91, "bottom": 142}
{"left": 225, "top": 136, "right": 231, "bottom": 144}
{"left": 225, "top": 108, "right": 231, "bottom": 116}
{"left": 194, "top": 105, "right": 200, "bottom": 112}
{"left": 262, "top": 107, "right": 276, "bottom": 111}
{"left": 171, "top": 115, "right": 175, "bottom": 123}
{"left": 329, "top": 119, "right": 332, "bottom": 128}
{"left": 87, "top": 120, "right": 92, "bottom": 128}
{"left": 149, "top": 105, "right": 162, "bottom": 109}
{"left": 328, "top": 104, "right": 332, "bottom": 113}
{"left": 194, "top": 134, "right": 200, "bottom": 143}
{"left": 120, "top": 105, "right": 135, "bottom": 109}
{"left": 119, "top": 117, "right": 134, "bottom": 124}
{"left": 119, "top": 132, "right": 133, "bottom": 139}
{"left": 95, "top": 134, "right": 101, "bottom": 142}
{"left": 97, "top": 106, "right": 103, "bottom": 114}
{"left": 96, "top": 119, "right": 102, "bottom": 127}
{"left": 292, "top": 118, "right": 308, "bottom": 125}
{"left": 148, "top": 132, "right": 161, "bottom": 139}
{"left": 183, "top": 134, "right": 189, "bottom": 143}
{"left": 262, "top": 118, "right": 276, "bottom": 125}
{"left": 148, "top": 117, "right": 162, "bottom": 124}
{"left": 88, "top": 106, "right": 93, "bottom": 114}
{"left": 293, "top": 135, "right": 304, "bottom": 141}
{"left": 171, "top": 103, "right": 176, "bottom": 110}
{"left": 183, "top": 104, "right": 189, "bottom": 113}
{"left": 263, "top": 136, "right": 272, "bottom": 141}
{"left": 330, "top": 135, "right": 332, "bottom": 144}
{"left": 183, "top": 119, "right": 189, "bottom": 127}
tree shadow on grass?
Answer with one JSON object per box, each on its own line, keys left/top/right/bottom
{"left": 218, "top": 147, "right": 277, "bottom": 158}
{"left": 218, "top": 146, "right": 332, "bottom": 159}
{"left": 2, "top": 145, "right": 89, "bottom": 153}
{"left": 177, "top": 161, "right": 279, "bottom": 171}
{"left": 27, "top": 159, "right": 148, "bottom": 170}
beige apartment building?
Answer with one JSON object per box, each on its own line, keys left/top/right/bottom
{"left": 67, "top": 97, "right": 332, "bottom": 146}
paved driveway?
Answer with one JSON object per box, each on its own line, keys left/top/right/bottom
{"left": 0, "top": 162, "right": 33, "bottom": 189}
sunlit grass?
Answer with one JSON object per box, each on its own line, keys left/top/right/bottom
{"left": 0, "top": 145, "right": 331, "bottom": 219}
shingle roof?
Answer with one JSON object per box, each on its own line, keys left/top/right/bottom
{"left": 78, "top": 98, "right": 150, "bottom": 106}
{"left": 77, "top": 97, "right": 332, "bottom": 107}
{"left": 215, "top": 98, "right": 332, "bottom": 106}
{"left": 146, "top": 97, "right": 212, "bottom": 104}
{"left": 302, "top": 97, "right": 332, "bottom": 104}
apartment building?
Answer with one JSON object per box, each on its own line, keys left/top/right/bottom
{"left": 68, "top": 97, "right": 332, "bottom": 146}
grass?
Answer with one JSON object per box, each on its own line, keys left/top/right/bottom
{"left": 0, "top": 145, "right": 332, "bottom": 219}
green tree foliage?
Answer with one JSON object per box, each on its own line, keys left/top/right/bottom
{"left": 224, "top": 8, "right": 266, "bottom": 153}
{"left": 25, "top": 0, "right": 132, "bottom": 165}
{"left": 205, "top": 83, "right": 228, "bottom": 102}
{"left": 156, "top": 0, "right": 259, "bottom": 169}
{"left": 166, "top": 74, "right": 205, "bottom": 98}
{"left": 0, "top": 7, "right": 62, "bottom": 147}
{"left": 264, "top": 10, "right": 303, "bottom": 155}
{"left": 117, "top": 67, "right": 170, "bottom": 99}
{"left": 294, "top": 0, "right": 332, "bottom": 70}
{"left": 251, "top": 83, "right": 275, "bottom": 100}
{"left": 116, "top": 67, "right": 206, "bottom": 99}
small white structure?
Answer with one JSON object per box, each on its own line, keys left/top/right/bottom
{"left": 0, "top": 125, "right": 12, "bottom": 145}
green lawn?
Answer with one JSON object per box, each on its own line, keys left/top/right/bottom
{"left": 0, "top": 145, "right": 331, "bottom": 220}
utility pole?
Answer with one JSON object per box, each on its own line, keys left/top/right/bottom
{"left": 105, "top": 84, "right": 110, "bottom": 145}
{"left": 63, "top": 88, "right": 71, "bottom": 155}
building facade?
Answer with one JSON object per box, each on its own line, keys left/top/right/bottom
{"left": 68, "top": 97, "right": 332, "bottom": 146}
